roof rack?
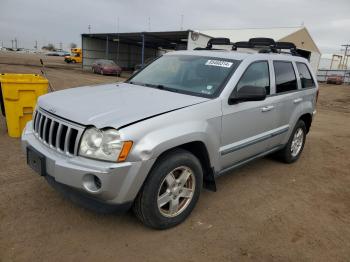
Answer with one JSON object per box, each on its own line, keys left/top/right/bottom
{"left": 195, "top": 37, "right": 299, "bottom": 56}
{"left": 194, "top": 37, "right": 233, "bottom": 50}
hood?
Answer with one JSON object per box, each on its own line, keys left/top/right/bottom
{"left": 38, "top": 83, "right": 208, "bottom": 129}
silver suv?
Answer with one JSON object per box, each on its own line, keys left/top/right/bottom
{"left": 22, "top": 38, "right": 318, "bottom": 229}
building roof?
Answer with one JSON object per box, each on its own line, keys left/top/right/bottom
{"left": 82, "top": 30, "right": 191, "bottom": 49}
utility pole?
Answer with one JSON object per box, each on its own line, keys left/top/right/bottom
{"left": 148, "top": 17, "right": 151, "bottom": 31}
{"left": 34, "top": 40, "right": 38, "bottom": 50}
{"left": 11, "top": 40, "right": 14, "bottom": 49}
{"left": 59, "top": 42, "right": 63, "bottom": 50}
{"left": 88, "top": 24, "right": 91, "bottom": 33}
{"left": 116, "top": 16, "right": 120, "bottom": 63}
{"left": 14, "top": 38, "right": 17, "bottom": 49}
{"left": 341, "top": 44, "right": 350, "bottom": 69}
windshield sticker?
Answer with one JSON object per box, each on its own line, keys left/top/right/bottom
{"left": 206, "top": 85, "right": 213, "bottom": 90}
{"left": 205, "top": 60, "right": 233, "bottom": 68}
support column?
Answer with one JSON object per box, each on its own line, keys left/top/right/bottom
{"left": 141, "top": 33, "right": 145, "bottom": 67}
{"left": 106, "top": 35, "right": 109, "bottom": 59}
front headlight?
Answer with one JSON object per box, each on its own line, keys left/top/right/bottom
{"left": 79, "top": 127, "right": 132, "bottom": 162}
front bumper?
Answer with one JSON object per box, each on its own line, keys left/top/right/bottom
{"left": 21, "top": 121, "right": 155, "bottom": 208}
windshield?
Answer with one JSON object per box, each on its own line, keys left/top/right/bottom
{"left": 128, "top": 55, "right": 239, "bottom": 97}
{"left": 100, "top": 60, "right": 116, "bottom": 65}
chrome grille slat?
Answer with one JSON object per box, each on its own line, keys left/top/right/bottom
{"left": 33, "top": 111, "right": 38, "bottom": 131}
{"left": 42, "top": 117, "right": 49, "bottom": 142}
{"left": 38, "top": 115, "right": 45, "bottom": 138}
{"left": 74, "top": 130, "right": 83, "bottom": 155}
{"left": 64, "top": 127, "right": 72, "bottom": 153}
{"left": 35, "top": 112, "right": 41, "bottom": 133}
{"left": 48, "top": 120, "right": 55, "bottom": 145}
{"left": 56, "top": 124, "right": 63, "bottom": 151}
{"left": 33, "top": 108, "right": 84, "bottom": 156}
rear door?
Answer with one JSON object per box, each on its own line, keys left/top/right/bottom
{"left": 271, "top": 60, "right": 300, "bottom": 144}
{"left": 220, "top": 60, "right": 280, "bottom": 170}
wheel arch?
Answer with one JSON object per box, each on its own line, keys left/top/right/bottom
{"left": 149, "top": 141, "right": 217, "bottom": 192}
{"left": 299, "top": 113, "right": 312, "bottom": 133}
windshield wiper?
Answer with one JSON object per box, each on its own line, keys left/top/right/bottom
{"left": 143, "top": 83, "right": 167, "bottom": 90}
{"left": 128, "top": 81, "right": 179, "bottom": 93}
{"left": 128, "top": 81, "right": 145, "bottom": 86}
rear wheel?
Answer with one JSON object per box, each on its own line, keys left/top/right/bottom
{"left": 133, "top": 149, "right": 203, "bottom": 229}
{"left": 275, "top": 120, "right": 306, "bottom": 163}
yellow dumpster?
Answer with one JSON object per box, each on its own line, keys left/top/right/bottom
{"left": 0, "top": 74, "right": 48, "bottom": 137}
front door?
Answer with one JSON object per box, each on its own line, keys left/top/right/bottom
{"left": 220, "top": 61, "right": 280, "bottom": 170}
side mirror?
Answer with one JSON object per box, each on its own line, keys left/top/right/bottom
{"left": 229, "top": 85, "right": 266, "bottom": 104}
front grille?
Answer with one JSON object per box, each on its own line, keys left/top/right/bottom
{"left": 33, "top": 108, "right": 84, "bottom": 155}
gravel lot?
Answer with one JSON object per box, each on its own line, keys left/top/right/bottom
{"left": 0, "top": 52, "right": 350, "bottom": 261}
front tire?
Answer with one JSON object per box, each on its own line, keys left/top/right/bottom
{"left": 133, "top": 149, "right": 203, "bottom": 229}
{"left": 276, "top": 120, "right": 307, "bottom": 163}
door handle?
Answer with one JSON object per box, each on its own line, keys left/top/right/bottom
{"left": 293, "top": 98, "right": 303, "bottom": 104}
{"left": 261, "top": 105, "right": 274, "bottom": 112}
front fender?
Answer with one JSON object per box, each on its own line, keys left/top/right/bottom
{"left": 131, "top": 119, "right": 221, "bottom": 170}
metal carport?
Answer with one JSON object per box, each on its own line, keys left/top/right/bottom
{"left": 81, "top": 31, "right": 192, "bottom": 71}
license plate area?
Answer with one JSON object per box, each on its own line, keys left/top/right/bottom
{"left": 27, "top": 147, "right": 46, "bottom": 176}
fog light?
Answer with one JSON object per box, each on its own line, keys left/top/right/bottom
{"left": 82, "top": 174, "right": 102, "bottom": 193}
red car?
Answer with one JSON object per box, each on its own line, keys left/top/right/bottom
{"left": 326, "top": 74, "right": 344, "bottom": 85}
{"left": 92, "top": 59, "right": 122, "bottom": 76}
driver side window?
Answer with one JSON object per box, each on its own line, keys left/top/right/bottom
{"left": 236, "top": 61, "right": 270, "bottom": 95}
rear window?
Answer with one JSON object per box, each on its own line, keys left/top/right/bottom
{"left": 273, "top": 61, "right": 298, "bottom": 93}
{"left": 296, "top": 62, "right": 315, "bottom": 88}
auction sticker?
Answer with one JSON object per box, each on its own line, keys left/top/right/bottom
{"left": 205, "top": 60, "right": 233, "bottom": 68}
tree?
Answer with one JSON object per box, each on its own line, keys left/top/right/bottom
{"left": 42, "top": 43, "right": 56, "bottom": 51}
{"left": 70, "top": 43, "right": 77, "bottom": 49}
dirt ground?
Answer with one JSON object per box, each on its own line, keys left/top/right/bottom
{"left": 0, "top": 52, "right": 350, "bottom": 262}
